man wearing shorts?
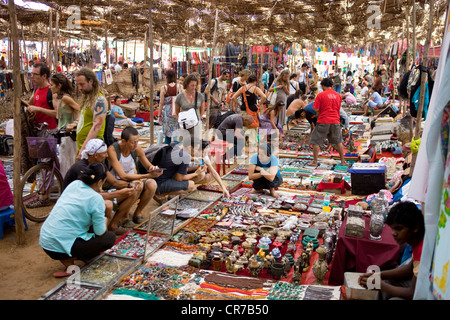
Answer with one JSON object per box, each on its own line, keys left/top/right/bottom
{"left": 308, "top": 78, "right": 348, "bottom": 167}
{"left": 153, "top": 140, "right": 203, "bottom": 201}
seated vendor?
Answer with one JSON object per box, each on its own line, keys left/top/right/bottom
{"left": 248, "top": 143, "right": 283, "bottom": 198}
{"left": 111, "top": 96, "right": 137, "bottom": 127}
{"left": 362, "top": 86, "right": 383, "bottom": 116}
{"left": 39, "top": 163, "right": 116, "bottom": 278}
{"left": 152, "top": 139, "right": 203, "bottom": 203}
{"left": 358, "top": 201, "right": 424, "bottom": 300}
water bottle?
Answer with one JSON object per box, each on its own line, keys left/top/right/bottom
{"left": 323, "top": 193, "right": 330, "bottom": 207}
{"left": 323, "top": 193, "right": 331, "bottom": 212}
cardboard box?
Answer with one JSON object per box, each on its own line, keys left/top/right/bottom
{"left": 344, "top": 272, "right": 379, "bottom": 300}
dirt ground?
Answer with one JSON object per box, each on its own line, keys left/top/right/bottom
{"left": 0, "top": 201, "right": 160, "bottom": 300}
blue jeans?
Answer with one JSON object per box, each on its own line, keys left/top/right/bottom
{"left": 334, "top": 85, "right": 341, "bottom": 94}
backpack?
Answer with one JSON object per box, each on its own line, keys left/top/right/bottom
{"left": 201, "top": 78, "right": 218, "bottom": 101}
{"left": 103, "top": 111, "right": 116, "bottom": 147}
{"left": 136, "top": 143, "right": 174, "bottom": 174}
{"left": 112, "top": 141, "right": 137, "bottom": 163}
{"left": 213, "top": 111, "right": 235, "bottom": 129}
{"left": 0, "top": 134, "right": 13, "bottom": 156}
{"left": 33, "top": 86, "right": 54, "bottom": 110}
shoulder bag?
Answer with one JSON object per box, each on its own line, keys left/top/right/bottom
{"left": 243, "top": 85, "right": 260, "bottom": 129}
{"left": 178, "top": 91, "right": 199, "bottom": 130}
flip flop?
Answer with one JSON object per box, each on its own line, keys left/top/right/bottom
{"left": 133, "top": 216, "right": 146, "bottom": 225}
{"left": 53, "top": 269, "right": 75, "bottom": 278}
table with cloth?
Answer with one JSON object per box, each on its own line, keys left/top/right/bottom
{"left": 328, "top": 214, "right": 401, "bottom": 285}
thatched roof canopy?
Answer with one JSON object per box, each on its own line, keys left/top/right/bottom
{"left": 1, "top": 0, "right": 447, "bottom": 47}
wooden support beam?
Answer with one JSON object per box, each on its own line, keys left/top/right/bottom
{"left": 8, "top": 0, "right": 26, "bottom": 245}
{"left": 148, "top": 0, "right": 154, "bottom": 144}
{"left": 206, "top": 8, "right": 219, "bottom": 132}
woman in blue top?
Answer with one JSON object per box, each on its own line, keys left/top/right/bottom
{"left": 39, "top": 162, "right": 116, "bottom": 278}
{"left": 248, "top": 144, "right": 283, "bottom": 198}
{"left": 111, "top": 96, "right": 137, "bottom": 127}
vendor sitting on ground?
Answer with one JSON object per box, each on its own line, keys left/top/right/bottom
{"left": 186, "top": 139, "right": 231, "bottom": 198}
{"left": 39, "top": 162, "right": 116, "bottom": 278}
{"left": 107, "top": 126, "right": 163, "bottom": 232}
{"left": 151, "top": 139, "right": 205, "bottom": 203}
{"left": 359, "top": 201, "right": 424, "bottom": 300}
{"left": 63, "top": 139, "right": 145, "bottom": 235}
{"left": 248, "top": 143, "right": 283, "bottom": 198}
{"left": 362, "top": 85, "right": 384, "bottom": 116}
{"left": 111, "top": 96, "right": 137, "bottom": 127}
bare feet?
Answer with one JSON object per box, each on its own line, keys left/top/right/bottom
{"left": 270, "top": 188, "right": 279, "bottom": 198}
{"left": 306, "top": 161, "right": 317, "bottom": 167}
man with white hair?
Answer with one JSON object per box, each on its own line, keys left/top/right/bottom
{"left": 63, "top": 139, "right": 144, "bottom": 235}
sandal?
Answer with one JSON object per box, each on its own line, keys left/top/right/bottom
{"left": 133, "top": 216, "right": 146, "bottom": 225}
{"left": 121, "top": 219, "right": 137, "bottom": 228}
{"left": 53, "top": 269, "right": 75, "bottom": 278}
{"left": 26, "top": 198, "right": 51, "bottom": 209}
{"left": 114, "top": 226, "right": 131, "bottom": 236}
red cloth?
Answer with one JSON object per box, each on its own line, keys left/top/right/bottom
{"left": 328, "top": 214, "right": 400, "bottom": 285}
{"left": 317, "top": 180, "right": 351, "bottom": 194}
{"left": 412, "top": 239, "right": 423, "bottom": 262}
{"left": 314, "top": 88, "right": 342, "bottom": 124}
{"left": 33, "top": 86, "right": 58, "bottom": 129}
{"left": 0, "top": 161, "right": 13, "bottom": 209}
{"left": 135, "top": 111, "right": 150, "bottom": 122}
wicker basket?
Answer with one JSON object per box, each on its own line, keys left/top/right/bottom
{"left": 26, "top": 137, "right": 58, "bottom": 159}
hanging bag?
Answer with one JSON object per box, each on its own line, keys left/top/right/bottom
{"left": 243, "top": 85, "right": 260, "bottom": 129}
{"left": 178, "top": 92, "right": 199, "bottom": 130}
{"left": 170, "top": 84, "right": 181, "bottom": 117}
{"left": 268, "top": 83, "right": 278, "bottom": 105}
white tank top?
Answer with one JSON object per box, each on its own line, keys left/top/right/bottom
{"left": 114, "top": 153, "right": 135, "bottom": 180}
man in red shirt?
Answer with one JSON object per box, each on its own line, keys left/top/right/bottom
{"left": 307, "top": 78, "right": 348, "bottom": 167}
{"left": 26, "top": 62, "right": 58, "bottom": 134}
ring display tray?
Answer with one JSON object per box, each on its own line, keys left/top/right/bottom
{"left": 40, "top": 281, "right": 106, "bottom": 300}
{"left": 79, "top": 254, "right": 139, "bottom": 287}
{"left": 185, "top": 190, "right": 223, "bottom": 202}
{"left": 105, "top": 231, "right": 168, "bottom": 259}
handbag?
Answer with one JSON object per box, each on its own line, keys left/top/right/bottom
{"left": 178, "top": 92, "right": 199, "bottom": 130}
{"left": 170, "top": 84, "right": 180, "bottom": 117}
{"left": 243, "top": 85, "right": 260, "bottom": 129}
{"left": 268, "top": 88, "right": 278, "bottom": 106}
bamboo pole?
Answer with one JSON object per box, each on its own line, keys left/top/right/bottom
{"left": 21, "top": 26, "right": 28, "bottom": 70}
{"left": 104, "top": 22, "right": 109, "bottom": 68}
{"left": 411, "top": 0, "right": 435, "bottom": 175}
{"left": 144, "top": 31, "right": 148, "bottom": 65}
{"left": 133, "top": 40, "right": 137, "bottom": 62}
{"left": 48, "top": 9, "right": 53, "bottom": 70}
{"left": 8, "top": 0, "right": 26, "bottom": 245}
{"left": 122, "top": 39, "right": 125, "bottom": 62}
{"left": 89, "top": 27, "right": 93, "bottom": 69}
{"left": 54, "top": 10, "right": 59, "bottom": 70}
{"left": 414, "top": 0, "right": 434, "bottom": 139}
{"left": 206, "top": 8, "right": 219, "bottom": 132}
{"left": 148, "top": 0, "right": 155, "bottom": 144}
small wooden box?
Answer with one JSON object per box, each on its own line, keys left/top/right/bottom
{"left": 345, "top": 215, "right": 365, "bottom": 238}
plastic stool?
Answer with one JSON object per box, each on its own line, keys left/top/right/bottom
{"left": 208, "top": 148, "right": 226, "bottom": 176}
{"left": 0, "top": 205, "right": 29, "bottom": 240}
{"left": 209, "top": 141, "right": 230, "bottom": 173}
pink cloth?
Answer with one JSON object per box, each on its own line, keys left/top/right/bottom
{"left": 0, "top": 161, "right": 13, "bottom": 209}
{"left": 345, "top": 92, "right": 357, "bottom": 105}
